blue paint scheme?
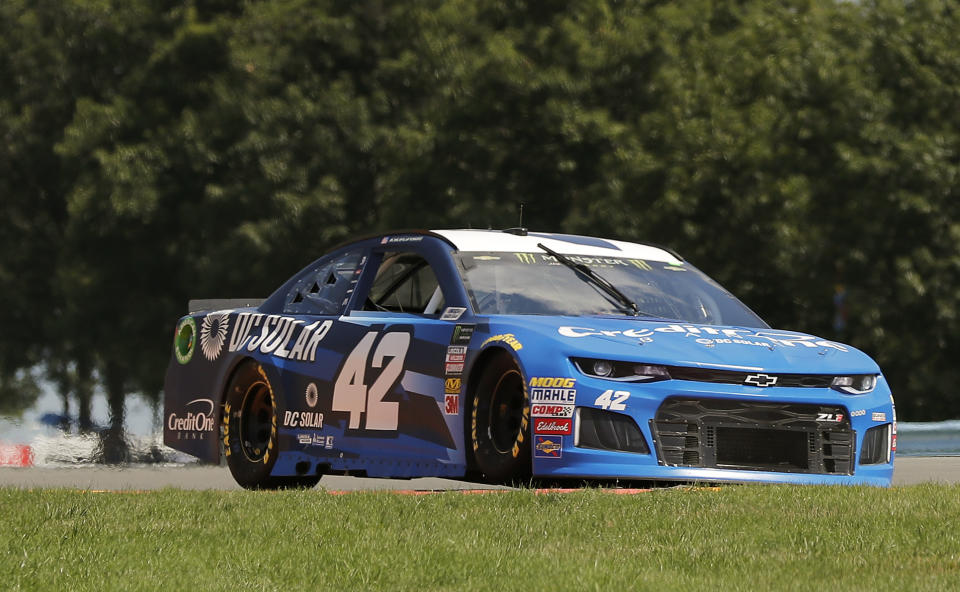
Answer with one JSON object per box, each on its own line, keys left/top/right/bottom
{"left": 164, "top": 230, "right": 895, "bottom": 486}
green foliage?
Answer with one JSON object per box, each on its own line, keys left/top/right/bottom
{"left": 1, "top": 0, "right": 959, "bottom": 419}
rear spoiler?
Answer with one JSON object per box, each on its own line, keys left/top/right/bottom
{"left": 188, "top": 299, "right": 265, "bottom": 314}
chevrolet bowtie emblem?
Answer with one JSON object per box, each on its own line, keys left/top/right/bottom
{"left": 744, "top": 373, "right": 778, "bottom": 387}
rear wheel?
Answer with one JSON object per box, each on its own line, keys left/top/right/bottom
{"left": 223, "top": 361, "right": 318, "bottom": 489}
{"left": 470, "top": 352, "right": 531, "bottom": 483}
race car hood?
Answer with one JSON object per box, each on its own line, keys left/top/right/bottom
{"left": 491, "top": 315, "right": 880, "bottom": 375}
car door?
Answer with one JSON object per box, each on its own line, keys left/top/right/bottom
{"left": 273, "top": 236, "right": 474, "bottom": 478}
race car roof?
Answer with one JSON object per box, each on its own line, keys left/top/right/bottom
{"left": 432, "top": 229, "right": 683, "bottom": 264}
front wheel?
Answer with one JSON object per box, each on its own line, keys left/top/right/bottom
{"left": 470, "top": 352, "right": 531, "bottom": 483}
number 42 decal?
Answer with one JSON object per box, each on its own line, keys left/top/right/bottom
{"left": 594, "top": 389, "right": 629, "bottom": 411}
{"left": 332, "top": 331, "right": 410, "bottom": 430}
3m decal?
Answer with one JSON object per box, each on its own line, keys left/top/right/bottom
{"left": 534, "top": 418, "right": 572, "bottom": 435}
{"left": 531, "top": 404, "right": 575, "bottom": 418}
{"left": 594, "top": 389, "right": 629, "bottom": 411}
{"left": 444, "top": 394, "right": 459, "bottom": 415}
{"left": 305, "top": 383, "right": 319, "bottom": 408}
{"left": 481, "top": 333, "right": 523, "bottom": 351}
{"left": 228, "top": 313, "right": 333, "bottom": 362}
{"left": 534, "top": 436, "right": 563, "bottom": 458}
{"left": 440, "top": 307, "right": 466, "bottom": 321}
{"left": 199, "top": 312, "right": 230, "bottom": 361}
{"left": 167, "top": 398, "right": 215, "bottom": 438}
{"left": 444, "top": 378, "right": 461, "bottom": 394}
{"left": 174, "top": 317, "right": 197, "bottom": 365}
{"left": 332, "top": 331, "right": 410, "bottom": 430}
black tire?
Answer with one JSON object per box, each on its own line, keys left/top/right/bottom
{"left": 222, "top": 360, "right": 287, "bottom": 490}
{"left": 470, "top": 352, "right": 531, "bottom": 483}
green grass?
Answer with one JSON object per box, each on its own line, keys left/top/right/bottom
{"left": 3, "top": 485, "right": 960, "bottom": 591}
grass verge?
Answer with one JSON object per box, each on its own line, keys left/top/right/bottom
{"left": 2, "top": 484, "right": 960, "bottom": 591}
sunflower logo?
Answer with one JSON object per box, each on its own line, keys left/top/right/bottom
{"left": 200, "top": 312, "right": 230, "bottom": 361}
{"left": 305, "top": 383, "right": 319, "bottom": 408}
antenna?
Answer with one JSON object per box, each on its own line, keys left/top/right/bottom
{"left": 503, "top": 202, "right": 528, "bottom": 236}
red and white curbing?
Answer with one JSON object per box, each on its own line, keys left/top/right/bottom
{"left": 0, "top": 444, "right": 34, "bottom": 467}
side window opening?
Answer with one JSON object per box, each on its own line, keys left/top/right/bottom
{"left": 364, "top": 252, "right": 445, "bottom": 314}
{"left": 284, "top": 249, "right": 364, "bottom": 315}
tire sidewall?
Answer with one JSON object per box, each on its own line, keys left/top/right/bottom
{"left": 223, "top": 360, "right": 279, "bottom": 489}
{"left": 470, "top": 351, "right": 531, "bottom": 483}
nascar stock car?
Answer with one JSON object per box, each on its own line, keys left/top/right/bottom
{"left": 164, "top": 229, "right": 896, "bottom": 488}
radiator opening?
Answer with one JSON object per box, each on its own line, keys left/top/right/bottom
{"left": 715, "top": 427, "right": 809, "bottom": 470}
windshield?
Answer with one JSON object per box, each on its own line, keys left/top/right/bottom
{"left": 455, "top": 251, "right": 768, "bottom": 328}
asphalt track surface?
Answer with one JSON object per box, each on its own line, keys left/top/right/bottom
{"left": 0, "top": 456, "right": 957, "bottom": 491}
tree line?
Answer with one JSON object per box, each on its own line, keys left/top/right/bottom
{"left": 2, "top": 0, "right": 958, "bottom": 448}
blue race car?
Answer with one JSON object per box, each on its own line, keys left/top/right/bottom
{"left": 163, "top": 229, "right": 896, "bottom": 488}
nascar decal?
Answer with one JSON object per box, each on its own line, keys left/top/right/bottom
{"left": 199, "top": 312, "right": 230, "bottom": 361}
{"left": 558, "top": 324, "right": 848, "bottom": 351}
{"left": 228, "top": 313, "right": 332, "bottom": 362}
{"left": 529, "top": 377, "right": 576, "bottom": 404}
{"left": 481, "top": 333, "right": 523, "bottom": 351}
{"left": 534, "top": 435, "right": 563, "bottom": 458}
{"left": 534, "top": 418, "right": 572, "bottom": 435}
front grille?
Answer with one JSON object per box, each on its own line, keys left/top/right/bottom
{"left": 651, "top": 397, "right": 855, "bottom": 475}
{"left": 666, "top": 366, "right": 834, "bottom": 388}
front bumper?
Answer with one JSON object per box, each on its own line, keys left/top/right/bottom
{"left": 530, "top": 373, "right": 895, "bottom": 486}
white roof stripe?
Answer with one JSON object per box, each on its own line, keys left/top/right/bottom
{"left": 432, "top": 229, "right": 682, "bottom": 264}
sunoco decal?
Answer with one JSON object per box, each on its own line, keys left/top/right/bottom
{"left": 534, "top": 435, "right": 563, "bottom": 458}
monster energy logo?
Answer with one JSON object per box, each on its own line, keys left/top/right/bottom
{"left": 515, "top": 253, "right": 538, "bottom": 264}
